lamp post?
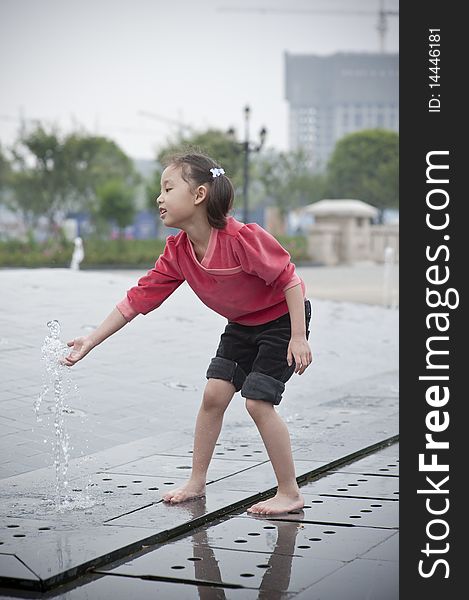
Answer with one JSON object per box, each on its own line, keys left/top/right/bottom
{"left": 230, "top": 105, "right": 267, "bottom": 224}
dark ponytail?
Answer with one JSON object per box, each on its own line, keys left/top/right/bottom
{"left": 163, "top": 151, "right": 234, "bottom": 229}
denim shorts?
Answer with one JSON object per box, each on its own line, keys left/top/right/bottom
{"left": 206, "top": 300, "right": 312, "bottom": 405}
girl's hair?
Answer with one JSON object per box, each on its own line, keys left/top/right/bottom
{"left": 163, "top": 151, "right": 234, "bottom": 229}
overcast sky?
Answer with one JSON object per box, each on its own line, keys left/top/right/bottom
{"left": 0, "top": 0, "right": 399, "bottom": 160}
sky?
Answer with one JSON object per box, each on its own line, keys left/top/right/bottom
{"left": 0, "top": 0, "right": 399, "bottom": 160}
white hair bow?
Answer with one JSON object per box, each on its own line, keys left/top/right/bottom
{"left": 210, "top": 167, "right": 225, "bottom": 178}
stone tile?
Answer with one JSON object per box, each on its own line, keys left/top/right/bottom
{"left": 17, "top": 572, "right": 268, "bottom": 599}
{"left": 213, "top": 460, "right": 326, "bottom": 493}
{"left": 97, "top": 539, "right": 343, "bottom": 594}
{"left": 242, "top": 495, "right": 398, "bottom": 529}
{"left": 300, "top": 472, "right": 399, "bottom": 500}
{"left": 104, "top": 488, "right": 258, "bottom": 529}
{"left": 164, "top": 439, "right": 272, "bottom": 462}
{"left": 187, "top": 515, "right": 395, "bottom": 562}
{"left": 294, "top": 558, "right": 399, "bottom": 600}
{"left": 0, "top": 518, "right": 162, "bottom": 589}
{"left": 0, "top": 553, "right": 40, "bottom": 586}
{"left": 360, "top": 531, "right": 399, "bottom": 561}
{"left": 330, "top": 448, "right": 399, "bottom": 476}
{"left": 105, "top": 454, "right": 264, "bottom": 484}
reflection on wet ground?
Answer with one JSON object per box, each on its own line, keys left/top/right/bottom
{"left": 0, "top": 443, "right": 398, "bottom": 598}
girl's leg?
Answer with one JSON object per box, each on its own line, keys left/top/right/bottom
{"left": 245, "top": 398, "right": 303, "bottom": 514}
{"left": 163, "top": 378, "right": 235, "bottom": 503}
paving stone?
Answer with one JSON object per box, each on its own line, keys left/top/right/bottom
{"left": 0, "top": 269, "right": 398, "bottom": 594}
{"left": 300, "top": 472, "right": 399, "bottom": 500}
{"left": 207, "top": 460, "right": 325, "bottom": 494}
{"left": 243, "top": 494, "right": 398, "bottom": 529}
{"left": 291, "top": 435, "right": 397, "bottom": 462}
{"left": 162, "top": 439, "right": 272, "bottom": 462}
{"left": 4, "top": 572, "right": 271, "bottom": 599}
{"left": 0, "top": 518, "right": 161, "bottom": 589}
{"left": 360, "top": 531, "right": 399, "bottom": 561}
{"left": 97, "top": 539, "right": 343, "bottom": 593}
{"left": 105, "top": 454, "right": 264, "bottom": 484}
{"left": 104, "top": 488, "right": 258, "bottom": 529}
{"left": 330, "top": 448, "right": 399, "bottom": 476}
{"left": 0, "top": 553, "right": 40, "bottom": 586}
{"left": 294, "top": 558, "right": 399, "bottom": 600}
{"left": 188, "top": 515, "right": 395, "bottom": 562}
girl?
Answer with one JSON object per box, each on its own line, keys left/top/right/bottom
{"left": 64, "top": 152, "right": 312, "bottom": 515}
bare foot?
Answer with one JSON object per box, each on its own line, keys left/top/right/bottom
{"left": 162, "top": 481, "right": 206, "bottom": 504}
{"left": 247, "top": 492, "right": 304, "bottom": 515}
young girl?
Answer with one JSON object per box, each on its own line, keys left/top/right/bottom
{"left": 64, "top": 152, "right": 312, "bottom": 515}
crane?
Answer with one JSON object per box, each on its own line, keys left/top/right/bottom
{"left": 137, "top": 109, "right": 196, "bottom": 137}
{"left": 218, "top": 0, "right": 398, "bottom": 53}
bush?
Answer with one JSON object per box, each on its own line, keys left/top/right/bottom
{"left": 0, "top": 234, "right": 308, "bottom": 268}
{"left": 275, "top": 235, "right": 309, "bottom": 263}
{"left": 0, "top": 238, "right": 74, "bottom": 267}
{"left": 0, "top": 238, "right": 166, "bottom": 268}
{"left": 81, "top": 239, "right": 165, "bottom": 267}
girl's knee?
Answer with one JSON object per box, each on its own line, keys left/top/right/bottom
{"left": 245, "top": 398, "right": 274, "bottom": 420}
{"left": 202, "top": 379, "right": 234, "bottom": 412}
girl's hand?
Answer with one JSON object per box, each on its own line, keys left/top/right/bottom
{"left": 287, "top": 335, "right": 313, "bottom": 375}
{"left": 62, "top": 336, "right": 95, "bottom": 367}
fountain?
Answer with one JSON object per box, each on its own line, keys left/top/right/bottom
{"left": 35, "top": 321, "right": 101, "bottom": 513}
{"left": 70, "top": 237, "right": 84, "bottom": 270}
{"left": 36, "top": 320, "right": 73, "bottom": 508}
{"left": 382, "top": 246, "right": 398, "bottom": 309}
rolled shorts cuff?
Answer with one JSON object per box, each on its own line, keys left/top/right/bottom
{"left": 241, "top": 372, "right": 285, "bottom": 405}
{"left": 206, "top": 357, "right": 246, "bottom": 392}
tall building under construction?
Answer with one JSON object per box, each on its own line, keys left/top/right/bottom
{"left": 285, "top": 52, "right": 399, "bottom": 171}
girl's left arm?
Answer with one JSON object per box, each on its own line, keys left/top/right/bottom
{"left": 284, "top": 283, "right": 313, "bottom": 375}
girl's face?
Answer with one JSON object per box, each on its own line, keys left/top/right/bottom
{"left": 157, "top": 165, "right": 200, "bottom": 229}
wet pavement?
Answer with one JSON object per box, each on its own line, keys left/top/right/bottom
{"left": 0, "top": 268, "right": 398, "bottom": 598}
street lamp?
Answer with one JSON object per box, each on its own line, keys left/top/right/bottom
{"left": 229, "top": 105, "right": 267, "bottom": 223}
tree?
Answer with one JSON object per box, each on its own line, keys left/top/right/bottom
{"left": 7, "top": 124, "right": 139, "bottom": 235}
{"left": 156, "top": 128, "right": 245, "bottom": 192}
{"left": 326, "top": 129, "right": 399, "bottom": 212}
{"left": 63, "top": 133, "right": 139, "bottom": 209}
{"left": 8, "top": 125, "right": 70, "bottom": 230}
{"left": 256, "top": 149, "right": 328, "bottom": 215}
{"left": 0, "top": 144, "right": 11, "bottom": 193}
{"left": 96, "top": 179, "right": 136, "bottom": 238}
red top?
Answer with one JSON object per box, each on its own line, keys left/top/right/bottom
{"left": 117, "top": 217, "right": 304, "bottom": 326}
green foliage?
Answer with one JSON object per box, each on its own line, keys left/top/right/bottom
{"left": 0, "top": 237, "right": 165, "bottom": 268}
{"left": 256, "top": 150, "right": 328, "bottom": 214}
{"left": 156, "top": 128, "right": 244, "bottom": 192}
{"left": 79, "top": 238, "right": 166, "bottom": 267}
{"left": 0, "top": 144, "right": 12, "bottom": 193}
{"left": 6, "top": 124, "right": 139, "bottom": 233}
{"left": 0, "top": 235, "right": 308, "bottom": 267}
{"left": 275, "top": 235, "right": 309, "bottom": 263}
{"left": 63, "top": 133, "right": 140, "bottom": 208}
{"left": 0, "top": 236, "right": 73, "bottom": 267}
{"left": 326, "top": 129, "right": 399, "bottom": 210}
{"left": 96, "top": 179, "right": 136, "bottom": 234}
{"left": 145, "top": 165, "right": 163, "bottom": 211}
{"left": 9, "top": 125, "right": 69, "bottom": 227}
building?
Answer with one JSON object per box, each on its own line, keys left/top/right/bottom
{"left": 303, "top": 199, "right": 399, "bottom": 266}
{"left": 285, "top": 52, "right": 399, "bottom": 170}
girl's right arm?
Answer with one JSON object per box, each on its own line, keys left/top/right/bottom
{"left": 63, "top": 307, "right": 128, "bottom": 367}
